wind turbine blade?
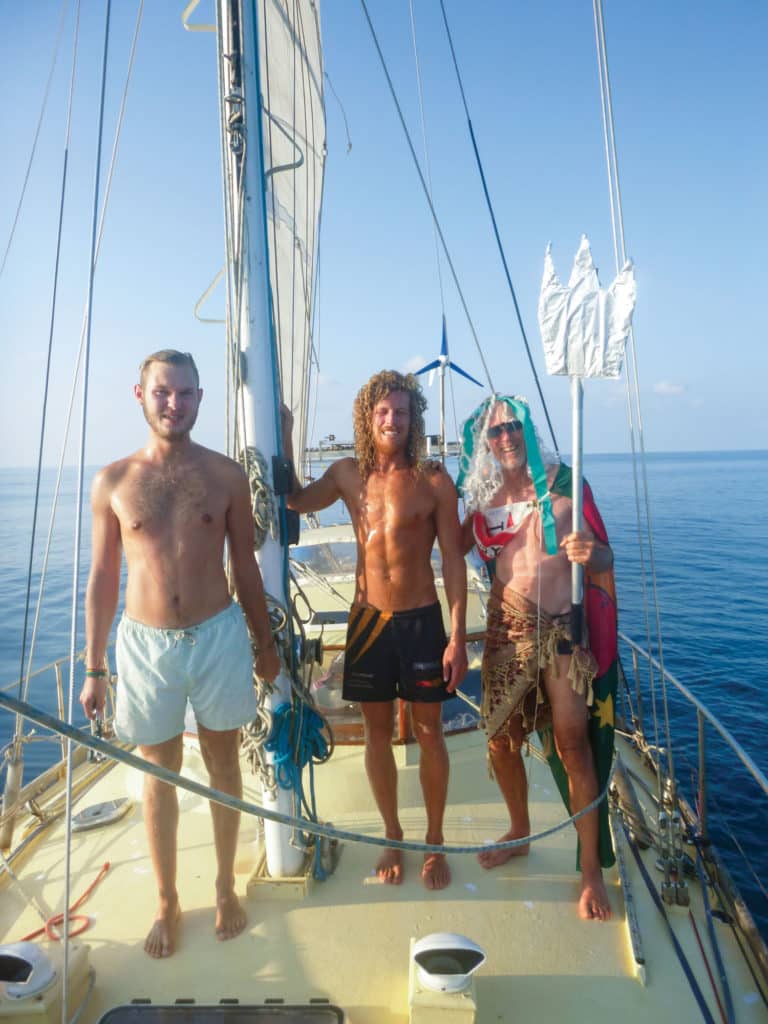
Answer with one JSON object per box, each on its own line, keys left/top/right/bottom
{"left": 414, "top": 359, "right": 440, "bottom": 376}
{"left": 449, "top": 362, "right": 483, "bottom": 387}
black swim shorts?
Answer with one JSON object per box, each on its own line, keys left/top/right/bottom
{"left": 341, "top": 602, "right": 451, "bottom": 703}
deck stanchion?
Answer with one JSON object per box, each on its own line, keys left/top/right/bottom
{"left": 697, "top": 709, "right": 707, "bottom": 841}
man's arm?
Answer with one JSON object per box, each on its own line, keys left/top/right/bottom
{"left": 460, "top": 512, "right": 475, "bottom": 556}
{"left": 227, "top": 468, "right": 281, "bottom": 683}
{"left": 281, "top": 402, "right": 346, "bottom": 514}
{"left": 433, "top": 469, "right": 468, "bottom": 693}
{"left": 81, "top": 470, "right": 122, "bottom": 720}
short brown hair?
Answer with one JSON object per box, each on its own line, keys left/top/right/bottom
{"left": 139, "top": 350, "right": 199, "bottom": 388}
{"left": 353, "top": 370, "right": 427, "bottom": 480}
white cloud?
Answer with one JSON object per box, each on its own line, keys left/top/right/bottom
{"left": 403, "top": 355, "right": 428, "bottom": 374}
{"left": 653, "top": 379, "right": 685, "bottom": 396}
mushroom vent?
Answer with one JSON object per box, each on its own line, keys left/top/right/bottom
{"left": 0, "top": 942, "right": 57, "bottom": 999}
{"left": 411, "top": 933, "right": 486, "bottom": 993}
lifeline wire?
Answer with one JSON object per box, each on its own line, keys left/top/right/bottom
{"left": 0, "top": 688, "right": 616, "bottom": 859}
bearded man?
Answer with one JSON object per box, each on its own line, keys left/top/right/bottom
{"left": 80, "top": 349, "right": 280, "bottom": 957}
{"left": 459, "top": 394, "right": 617, "bottom": 920}
{"left": 284, "top": 370, "right": 467, "bottom": 890}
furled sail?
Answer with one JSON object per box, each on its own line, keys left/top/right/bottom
{"left": 258, "top": 0, "right": 326, "bottom": 473}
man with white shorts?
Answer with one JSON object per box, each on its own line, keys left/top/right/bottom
{"left": 80, "top": 350, "right": 280, "bottom": 958}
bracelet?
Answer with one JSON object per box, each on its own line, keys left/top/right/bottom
{"left": 85, "top": 668, "right": 108, "bottom": 678}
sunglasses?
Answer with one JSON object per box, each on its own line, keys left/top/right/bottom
{"left": 487, "top": 420, "right": 523, "bottom": 440}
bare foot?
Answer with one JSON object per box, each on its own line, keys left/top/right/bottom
{"left": 215, "top": 892, "right": 247, "bottom": 941}
{"left": 145, "top": 901, "right": 181, "bottom": 959}
{"left": 376, "top": 846, "right": 404, "bottom": 885}
{"left": 422, "top": 853, "right": 451, "bottom": 890}
{"left": 477, "top": 829, "right": 530, "bottom": 869}
{"left": 578, "top": 869, "right": 612, "bottom": 921}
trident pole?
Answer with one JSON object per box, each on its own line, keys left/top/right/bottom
{"left": 570, "top": 376, "right": 584, "bottom": 646}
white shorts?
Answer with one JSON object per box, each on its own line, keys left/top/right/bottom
{"left": 114, "top": 602, "right": 258, "bottom": 746}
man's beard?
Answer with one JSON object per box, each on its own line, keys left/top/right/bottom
{"left": 142, "top": 403, "right": 198, "bottom": 441}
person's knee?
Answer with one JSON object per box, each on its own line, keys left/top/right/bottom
{"left": 488, "top": 733, "right": 520, "bottom": 760}
{"left": 411, "top": 705, "right": 445, "bottom": 748}
{"left": 198, "top": 733, "right": 240, "bottom": 778}
{"left": 555, "top": 729, "right": 592, "bottom": 776}
{"left": 140, "top": 739, "right": 183, "bottom": 774}
{"left": 364, "top": 715, "right": 394, "bottom": 751}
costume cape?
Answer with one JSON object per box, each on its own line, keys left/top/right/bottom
{"left": 479, "top": 463, "right": 618, "bottom": 869}
{"left": 540, "top": 463, "right": 618, "bottom": 869}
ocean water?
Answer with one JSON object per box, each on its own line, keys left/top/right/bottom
{"left": 1, "top": 453, "right": 767, "bottom": 938}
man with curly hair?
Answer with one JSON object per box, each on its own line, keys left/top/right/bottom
{"left": 283, "top": 370, "right": 467, "bottom": 889}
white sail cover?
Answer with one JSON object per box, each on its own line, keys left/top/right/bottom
{"left": 258, "top": 0, "right": 326, "bottom": 472}
{"left": 537, "top": 235, "right": 636, "bottom": 379}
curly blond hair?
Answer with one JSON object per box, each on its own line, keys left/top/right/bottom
{"left": 353, "top": 370, "right": 427, "bottom": 480}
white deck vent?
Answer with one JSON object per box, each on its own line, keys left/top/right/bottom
{"left": 0, "top": 942, "right": 57, "bottom": 999}
{"left": 412, "top": 932, "right": 486, "bottom": 993}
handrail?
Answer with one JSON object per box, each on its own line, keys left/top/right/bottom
{"left": 6, "top": 632, "right": 767, "bottom": 800}
{"left": 618, "top": 630, "right": 768, "bottom": 797}
{"left": 1, "top": 649, "right": 83, "bottom": 694}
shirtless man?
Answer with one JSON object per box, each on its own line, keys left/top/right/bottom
{"left": 460, "top": 395, "right": 613, "bottom": 920}
{"left": 80, "top": 349, "right": 280, "bottom": 958}
{"left": 284, "top": 370, "right": 468, "bottom": 889}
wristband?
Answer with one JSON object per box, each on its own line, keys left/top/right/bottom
{"left": 85, "top": 668, "right": 108, "bottom": 678}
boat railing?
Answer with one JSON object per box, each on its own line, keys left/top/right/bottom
{"left": 0, "top": 648, "right": 115, "bottom": 768}
{"left": 618, "top": 631, "right": 768, "bottom": 803}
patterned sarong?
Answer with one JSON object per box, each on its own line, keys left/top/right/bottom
{"left": 482, "top": 581, "right": 598, "bottom": 749}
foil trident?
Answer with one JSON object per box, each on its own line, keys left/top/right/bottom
{"left": 537, "top": 235, "right": 636, "bottom": 644}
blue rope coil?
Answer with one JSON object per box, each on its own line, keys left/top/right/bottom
{"left": 265, "top": 700, "right": 331, "bottom": 879}
{"left": 265, "top": 701, "right": 329, "bottom": 792}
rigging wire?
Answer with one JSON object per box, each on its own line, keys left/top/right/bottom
{"left": 63, "top": 0, "right": 113, "bottom": 1003}
{"left": 14, "top": 1, "right": 82, "bottom": 732}
{"left": 358, "top": 0, "right": 495, "bottom": 393}
{"left": 408, "top": 0, "right": 464, "bottom": 459}
{"left": 0, "top": 0, "right": 69, "bottom": 282}
{"left": 408, "top": 0, "right": 447, "bottom": 316}
{"left": 16, "top": 0, "right": 146, "bottom": 721}
{"left": 436, "top": 0, "right": 559, "bottom": 454}
{"left": 591, "top": 0, "right": 677, "bottom": 785}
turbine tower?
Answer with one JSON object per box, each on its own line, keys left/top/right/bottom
{"left": 415, "top": 317, "right": 482, "bottom": 460}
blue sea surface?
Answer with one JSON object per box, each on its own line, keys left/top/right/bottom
{"left": 1, "top": 453, "right": 767, "bottom": 937}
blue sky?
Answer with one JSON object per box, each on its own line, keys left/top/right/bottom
{"left": 1, "top": 1, "right": 766, "bottom": 467}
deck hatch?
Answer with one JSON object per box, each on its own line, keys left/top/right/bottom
{"left": 98, "top": 1006, "right": 344, "bottom": 1023}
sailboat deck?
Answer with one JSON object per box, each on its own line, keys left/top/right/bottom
{"left": 1, "top": 729, "right": 765, "bottom": 1022}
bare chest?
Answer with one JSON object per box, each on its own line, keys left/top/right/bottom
{"left": 495, "top": 493, "right": 572, "bottom": 572}
{"left": 359, "top": 474, "right": 435, "bottom": 538}
{"left": 115, "top": 468, "right": 227, "bottom": 537}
